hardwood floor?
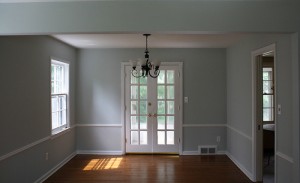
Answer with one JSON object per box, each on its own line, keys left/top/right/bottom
{"left": 44, "top": 155, "right": 254, "bottom": 183}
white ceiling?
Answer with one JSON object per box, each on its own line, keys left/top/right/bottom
{"left": 52, "top": 33, "right": 247, "bottom": 49}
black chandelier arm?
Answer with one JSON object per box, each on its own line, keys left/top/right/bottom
{"left": 148, "top": 68, "right": 160, "bottom": 78}
{"left": 131, "top": 69, "right": 143, "bottom": 78}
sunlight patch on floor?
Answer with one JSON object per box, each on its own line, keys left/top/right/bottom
{"left": 83, "top": 158, "right": 123, "bottom": 171}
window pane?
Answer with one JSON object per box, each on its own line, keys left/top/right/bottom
{"left": 140, "top": 131, "right": 147, "bottom": 145}
{"left": 131, "top": 101, "right": 138, "bottom": 114}
{"left": 263, "top": 108, "right": 273, "bottom": 121}
{"left": 157, "top": 101, "right": 165, "bottom": 114}
{"left": 140, "top": 116, "right": 147, "bottom": 130}
{"left": 263, "top": 81, "right": 273, "bottom": 94}
{"left": 167, "top": 101, "right": 174, "bottom": 114}
{"left": 131, "top": 75, "right": 138, "bottom": 84}
{"left": 52, "top": 96, "right": 58, "bottom": 112}
{"left": 52, "top": 112, "right": 58, "bottom": 129}
{"left": 167, "top": 116, "right": 174, "bottom": 129}
{"left": 131, "top": 116, "right": 138, "bottom": 129}
{"left": 51, "top": 65, "right": 55, "bottom": 80}
{"left": 140, "top": 86, "right": 147, "bottom": 99}
{"left": 58, "top": 111, "right": 62, "bottom": 125}
{"left": 167, "top": 131, "right": 174, "bottom": 145}
{"left": 157, "top": 86, "right": 165, "bottom": 99}
{"left": 167, "top": 86, "right": 174, "bottom": 99}
{"left": 263, "top": 95, "right": 273, "bottom": 107}
{"left": 61, "top": 95, "right": 67, "bottom": 110}
{"left": 140, "top": 101, "right": 147, "bottom": 114}
{"left": 167, "top": 70, "right": 174, "bottom": 84}
{"left": 131, "top": 86, "right": 138, "bottom": 99}
{"left": 51, "top": 81, "right": 54, "bottom": 94}
{"left": 62, "top": 110, "right": 67, "bottom": 125}
{"left": 157, "top": 70, "right": 165, "bottom": 84}
{"left": 157, "top": 131, "right": 165, "bottom": 145}
{"left": 157, "top": 116, "right": 165, "bottom": 130}
{"left": 140, "top": 76, "right": 147, "bottom": 85}
{"left": 131, "top": 131, "right": 139, "bottom": 145}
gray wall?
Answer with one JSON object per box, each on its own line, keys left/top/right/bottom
{"left": 226, "top": 34, "right": 296, "bottom": 182}
{"left": 0, "top": 36, "right": 77, "bottom": 183}
{"left": 76, "top": 48, "right": 227, "bottom": 153}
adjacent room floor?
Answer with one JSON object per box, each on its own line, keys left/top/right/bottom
{"left": 44, "top": 155, "right": 254, "bottom": 183}
{"left": 263, "top": 153, "right": 275, "bottom": 183}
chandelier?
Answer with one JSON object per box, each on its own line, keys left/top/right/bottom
{"left": 130, "top": 34, "right": 160, "bottom": 78}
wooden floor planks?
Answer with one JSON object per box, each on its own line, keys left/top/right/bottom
{"left": 44, "top": 155, "right": 254, "bottom": 183}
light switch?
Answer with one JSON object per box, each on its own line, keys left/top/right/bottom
{"left": 278, "top": 104, "right": 281, "bottom": 115}
{"left": 184, "top": 97, "right": 189, "bottom": 103}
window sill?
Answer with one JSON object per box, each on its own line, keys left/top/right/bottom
{"left": 51, "top": 127, "right": 71, "bottom": 139}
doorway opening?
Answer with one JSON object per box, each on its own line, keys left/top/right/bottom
{"left": 252, "top": 44, "right": 276, "bottom": 183}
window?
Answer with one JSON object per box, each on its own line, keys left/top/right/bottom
{"left": 51, "top": 59, "right": 69, "bottom": 134}
{"left": 262, "top": 67, "right": 274, "bottom": 122}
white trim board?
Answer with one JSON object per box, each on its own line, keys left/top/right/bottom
{"left": 183, "top": 124, "right": 226, "bottom": 127}
{"left": 34, "top": 152, "right": 76, "bottom": 183}
{"left": 0, "top": 126, "right": 75, "bottom": 162}
{"left": 0, "top": 136, "right": 50, "bottom": 162}
{"left": 276, "top": 151, "right": 294, "bottom": 164}
{"left": 227, "top": 125, "right": 252, "bottom": 141}
{"left": 76, "top": 123, "right": 122, "bottom": 127}
{"left": 77, "top": 150, "right": 124, "bottom": 155}
{"left": 182, "top": 151, "right": 226, "bottom": 155}
{"left": 226, "top": 151, "right": 254, "bottom": 182}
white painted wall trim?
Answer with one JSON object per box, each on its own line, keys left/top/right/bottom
{"left": 51, "top": 125, "right": 75, "bottom": 140}
{"left": 182, "top": 151, "right": 199, "bottom": 155}
{"left": 227, "top": 125, "right": 252, "bottom": 141}
{"left": 76, "top": 123, "right": 123, "bottom": 127}
{"left": 183, "top": 124, "right": 226, "bottom": 127}
{"left": 182, "top": 151, "right": 226, "bottom": 155}
{"left": 0, "top": 126, "right": 75, "bottom": 162}
{"left": 276, "top": 151, "right": 294, "bottom": 164}
{"left": 226, "top": 151, "right": 254, "bottom": 182}
{"left": 77, "top": 150, "right": 124, "bottom": 155}
{"left": 0, "top": 136, "right": 50, "bottom": 162}
{"left": 35, "top": 152, "right": 76, "bottom": 183}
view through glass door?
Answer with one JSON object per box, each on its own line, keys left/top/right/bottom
{"left": 125, "top": 64, "right": 180, "bottom": 153}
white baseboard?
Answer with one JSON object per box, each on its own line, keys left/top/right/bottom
{"left": 182, "top": 151, "right": 199, "bottom": 155}
{"left": 77, "top": 150, "right": 124, "bottom": 155}
{"left": 182, "top": 150, "right": 226, "bottom": 155}
{"left": 226, "top": 151, "right": 254, "bottom": 181}
{"left": 35, "top": 151, "right": 76, "bottom": 183}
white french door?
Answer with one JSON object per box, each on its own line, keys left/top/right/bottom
{"left": 124, "top": 64, "right": 181, "bottom": 153}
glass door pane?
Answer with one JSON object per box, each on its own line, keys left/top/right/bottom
{"left": 156, "top": 69, "right": 175, "bottom": 146}
{"left": 129, "top": 75, "right": 148, "bottom": 146}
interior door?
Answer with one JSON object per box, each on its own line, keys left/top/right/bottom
{"left": 125, "top": 64, "right": 180, "bottom": 153}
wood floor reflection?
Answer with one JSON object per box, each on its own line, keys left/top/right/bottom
{"left": 44, "top": 155, "right": 254, "bottom": 183}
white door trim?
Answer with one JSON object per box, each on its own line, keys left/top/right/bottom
{"left": 121, "top": 62, "right": 183, "bottom": 154}
{"left": 251, "top": 43, "right": 276, "bottom": 182}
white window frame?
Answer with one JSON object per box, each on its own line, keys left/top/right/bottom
{"left": 51, "top": 58, "right": 70, "bottom": 135}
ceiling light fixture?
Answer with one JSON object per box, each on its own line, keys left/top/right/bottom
{"left": 130, "top": 34, "right": 160, "bottom": 78}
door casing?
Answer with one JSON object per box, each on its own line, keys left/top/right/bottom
{"left": 251, "top": 44, "right": 277, "bottom": 182}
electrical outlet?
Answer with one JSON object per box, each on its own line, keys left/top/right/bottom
{"left": 217, "top": 136, "right": 221, "bottom": 142}
{"left": 45, "top": 152, "right": 49, "bottom": 160}
{"left": 184, "top": 97, "right": 189, "bottom": 103}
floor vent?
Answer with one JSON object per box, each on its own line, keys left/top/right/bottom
{"left": 198, "top": 146, "right": 217, "bottom": 155}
